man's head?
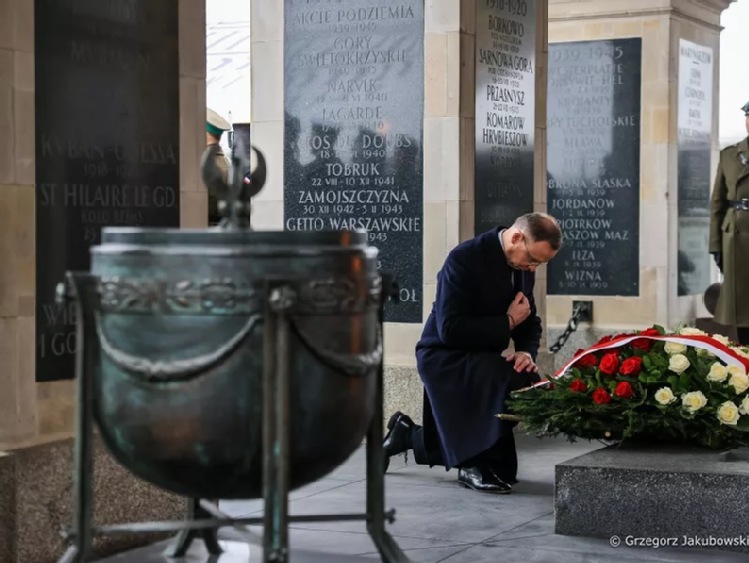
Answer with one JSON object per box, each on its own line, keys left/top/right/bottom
{"left": 206, "top": 108, "right": 231, "bottom": 145}
{"left": 743, "top": 101, "right": 749, "bottom": 136}
{"left": 503, "top": 212, "right": 563, "bottom": 272}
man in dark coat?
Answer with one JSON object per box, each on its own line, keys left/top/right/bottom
{"left": 709, "top": 101, "right": 749, "bottom": 344}
{"left": 383, "top": 213, "right": 562, "bottom": 493}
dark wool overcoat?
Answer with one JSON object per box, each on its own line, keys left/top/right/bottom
{"left": 416, "top": 227, "right": 541, "bottom": 469}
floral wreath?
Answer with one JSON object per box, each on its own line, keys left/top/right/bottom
{"left": 505, "top": 326, "right": 749, "bottom": 450}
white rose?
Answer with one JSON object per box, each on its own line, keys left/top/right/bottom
{"left": 668, "top": 354, "right": 690, "bottom": 374}
{"left": 712, "top": 334, "right": 731, "bottom": 346}
{"left": 654, "top": 387, "right": 677, "bottom": 405}
{"left": 729, "top": 372, "right": 749, "bottom": 394}
{"left": 717, "top": 401, "right": 741, "bottom": 426}
{"left": 664, "top": 341, "right": 687, "bottom": 355}
{"left": 681, "top": 391, "right": 708, "bottom": 413}
{"left": 728, "top": 364, "right": 747, "bottom": 378}
{"left": 706, "top": 363, "right": 728, "bottom": 383}
{"left": 739, "top": 396, "right": 749, "bottom": 415}
{"left": 680, "top": 327, "right": 707, "bottom": 336}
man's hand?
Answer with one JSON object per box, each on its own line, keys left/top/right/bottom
{"left": 507, "top": 292, "right": 531, "bottom": 326}
{"left": 505, "top": 351, "right": 537, "bottom": 373}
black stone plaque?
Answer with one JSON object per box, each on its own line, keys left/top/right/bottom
{"left": 474, "top": 0, "right": 536, "bottom": 235}
{"left": 35, "top": 0, "right": 180, "bottom": 382}
{"left": 547, "top": 38, "right": 642, "bottom": 296}
{"left": 677, "top": 40, "right": 713, "bottom": 296}
{"left": 283, "top": 0, "right": 424, "bottom": 323}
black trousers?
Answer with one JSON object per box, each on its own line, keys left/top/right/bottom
{"left": 410, "top": 424, "right": 518, "bottom": 481}
{"left": 738, "top": 327, "right": 749, "bottom": 346}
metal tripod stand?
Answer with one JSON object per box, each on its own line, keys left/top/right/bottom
{"left": 56, "top": 271, "right": 409, "bottom": 563}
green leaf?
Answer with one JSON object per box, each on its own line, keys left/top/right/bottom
{"left": 679, "top": 373, "right": 692, "bottom": 388}
{"left": 732, "top": 417, "right": 749, "bottom": 432}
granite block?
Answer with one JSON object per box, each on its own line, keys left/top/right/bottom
{"left": 1, "top": 436, "right": 183, "bottom": 563}
{"left": 555, "top": 443, "right": 749, "bottom": 552}
{"left": 0, "top": 452, "right": 17, "bottom": 563}
{"left": 384, "top": 365, "right": 423, "bottom": 426}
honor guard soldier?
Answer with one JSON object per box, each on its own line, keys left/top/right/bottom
{"left": 206, "top": 108, "right": 231, "bottom": 225}
{"left": 709, "top": 100, "right": 749, "bottom": 344}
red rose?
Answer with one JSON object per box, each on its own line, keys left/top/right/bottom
{"left": 569, "top": 379, "right": 588, "bottom": 393}
{"left": 598, "top": 352, "right": 620, "bottom": 376}
{"left": 619, "top": 357, "right": 643, "bottom": 377}
{"left": 575, "top": 354, "right": 599, "bottom": 369}
{"left": 632, "top": 329, "right": 658, "bottom": 351}
{"left": 597, "top": 335, "right": 614, "bottom": 345}
{"left": 592, "top": 387, "right": 611, "bottom": 405}
{"left": 614, "top": 381, "right": 635, "bottom": 400}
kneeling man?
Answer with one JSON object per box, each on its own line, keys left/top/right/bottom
{"left": 384, "top": 213, "right": 562, "bottom": 493}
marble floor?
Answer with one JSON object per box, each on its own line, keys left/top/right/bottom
{"left": 98, "top": 433, "right": 748, "bottom": 563}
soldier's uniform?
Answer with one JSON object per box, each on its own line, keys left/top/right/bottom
{"left": 206, "top": 108, "right": 231, "bottom": 225}
{"left": 709, "top": 101, "right": 749, "bottom": 343}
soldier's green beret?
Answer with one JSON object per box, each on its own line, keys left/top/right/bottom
{"left": 742, "top": 101, "right": 749, "bottom": 115}
{"left": 207, "top": 108, "right": 231, "bottom": 136}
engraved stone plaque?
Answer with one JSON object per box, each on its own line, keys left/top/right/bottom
{"left": 474, "top": 0, "right": 537, "bottom": 235}
{"left": 283, "top": 0, "right": 425, "bottom": 323}
{"left": 547, "top": 38, "right": 642, "bottom": 296}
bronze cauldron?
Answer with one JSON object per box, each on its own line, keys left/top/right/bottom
{"left": 87, "top": 228, "right": 380, "bottom": 499}
{"left": 57, "top": 145, "right": 409, "bottom": 563}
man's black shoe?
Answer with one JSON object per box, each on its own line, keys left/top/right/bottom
{"left": 492, "top": 470, "right": 519, "bottom": 485}
{"left": 457, "top": 466, "right": 512, "bottom": 494}
{"left": 383, "top": 411, "right": 415, "bottom": 472}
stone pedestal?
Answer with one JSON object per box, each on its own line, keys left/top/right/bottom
{"left": 556, "top": 443, "right": 749, "bottom": 553}
{"left": 0, "top": 437, "right": 184, "bottom": 563}
{"left": 546, "top": 0, "right": 735, "bottom": 368}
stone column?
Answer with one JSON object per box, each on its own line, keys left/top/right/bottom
{"left": 180, "top": 0, "right": 211, "bottom": 228}
{"left": 534, "top": 0, "right": 552, "bottom": 372}
{"left": 0, "top": 0, "right": 206, "bottom": 560}
{"left": 0, "top": 0, "right": 36, "bottom": 448}
{"left": 546, "top": 0, "right": 734, "bottom": 363}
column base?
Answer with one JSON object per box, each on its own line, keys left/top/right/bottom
{"left": 0, "top": 435, "right": 183, "bottom": 563}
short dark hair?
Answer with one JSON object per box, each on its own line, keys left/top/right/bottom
{"left": 513, "top": 212, "right": 563, "bottom": 251}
